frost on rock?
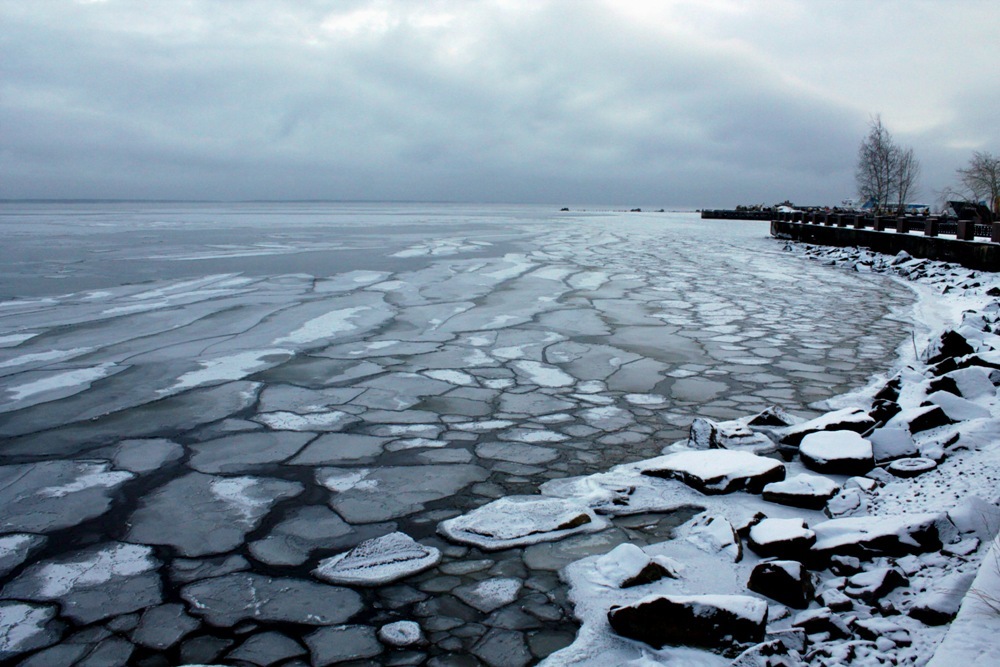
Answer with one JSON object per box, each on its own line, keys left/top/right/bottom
{"left": 438, "top": 496, "right": 609, "bottom": 550}
{"left": 127, "top": 472, "right": 304, "bottom": 557}
{"left": 0, "top": 542, "right": 161, "bottom": 624}
{"left": 313, "top": 532, "right": 441, "bottom": 586}
{"left": 180, "top": 573, "right": 363, "bottom": 627}
{"left": 0, "top": 460, "right": 134, "bottom": 534}
{"left": 640, "top": 449, "right": 785, "bottom": 495}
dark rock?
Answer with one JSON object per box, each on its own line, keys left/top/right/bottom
{"left": 747, "top": 518, "right": 816, "bottom": 560}
{"left": 926, "top": 329, "right": 975, "bottom": 365}
{"left": 748, "top": 406, "right": 797, "bottom": 428}
{"left": 852, "top": 617, "right": 912, "bottom": 646}
{"left": 798, "top": 431, "right": 874, "bottom": 476}
{"left": 747, "top": 561, "right": 814, "bottom": 609}
{"left": 828, "top": 555, "right": 862, "bottom": 576}
{"left": 928, "top": 375, "right": 961, "bottom": 396}
{"left": 731, "top": 638, "right": 800, "bottom": 666}
{"left": 868, "top": 399, "right": 901, "bottom": 425}
{"left": 640, "top": 450, "right": 785, "bottom": 495}
{"left": 811, "top": 513, "right": 948, "bottom": 561}
{"left": 873, "top": 376, "right": 902, "bottom": 403}
{"left": 895, "top": 405, "right": 955, "bottom": 433}
{"left": 608, "top": 594, "right": 767, "bottom": 652}
{"left": 844, "top": 567, "right": 909, "bottom": 602}
{"left": 908, "top": 573, "right": 974, "bottom": 625}
{"left": 778, "top": 408, "right": 876, "bottom": 447}
{"left": 817, "top": 588, "right": 854, "bottom": 611}
{"left": 791, "top": 607, "right": 851, "bottom": 640}
{"left": 762, "top": 474, "right": 839, "bottom": 510}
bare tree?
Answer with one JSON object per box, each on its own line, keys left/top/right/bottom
{"left": 957, "top": 151, "right": 1000, "bottom": 214}
{"left": 856, "top": 115, "right": 897, "bottom": 210}
{"left": 855, "top": 115, "right": 920, "bottom": 213}
{"left": 893, "top": 146, "right": 921, "bottom": 214}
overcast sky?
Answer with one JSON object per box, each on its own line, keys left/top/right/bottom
{"left": 2, "top": 0, "right": 998, "bottom": 207}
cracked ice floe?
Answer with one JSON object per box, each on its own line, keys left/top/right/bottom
{"left": 0, "top": 461, "right": 135, "bottom": 534}
{"left": 512, "top": 360, "right": 575, "bottom": 387}
{"left": 181, "top": 573, "right": 363, "bottom": 627}
{"left": 438, "top": 496, "right": 609, "bottom": 550}
{"left": 0, "top": 333, "right": 38, "bottom": 348}
{"left": 0, "top": 535, "right": 46, "bottom": 578}
{"left": 274, "top": 306, "right": 373, "bottom": 345}
{"left": 424, "top": 369, "right": 478, "bottom": 385}
{"left": 579, "top": 406, "right": 634, "bottom": 431}
{"left": 253, "top": 410, "right": 359, "bottom": 432}
{"left": 127, "top": 473, "right": 303, "bottom": 557}
{"left": 164, "top": 348, "right": 291, "bottom": 394}
{"left": 313, "top": 532, "right": 441, "bottom": 585}
{"left": 0, "top": 346, "right": 94, "bottom": 369}
{"left": 1, "top": 542, "right": 162, "bottom": 624}
{"left": 0, "top": 602, "right": 61, "bottom": 659}
{"left": 3, "top": 362, "right": 118, "bottom": 406}
{"left": 322, "top": 464, "right": 489, "bottom": 523}
{"left": 499, "top": 428, "right": 569, "bottom": 444}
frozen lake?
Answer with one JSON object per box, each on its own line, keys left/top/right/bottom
{"left": 0, "top": 202, "right": 913, "bottom": 665}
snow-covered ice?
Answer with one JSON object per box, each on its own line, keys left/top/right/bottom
{"left": 2, "top": 203, "right": 995, "bottom": 665}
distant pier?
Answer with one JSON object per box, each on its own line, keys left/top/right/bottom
{"left": 765, "top": 210, "right": 1000, "bottom": 272}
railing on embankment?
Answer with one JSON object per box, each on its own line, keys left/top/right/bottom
{"left": 768, "top": 211, "right": 1000, "bottom": 272}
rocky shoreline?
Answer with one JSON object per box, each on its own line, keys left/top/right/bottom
{"left": 498, "top": 243, "right": 1000, "bottom": 665}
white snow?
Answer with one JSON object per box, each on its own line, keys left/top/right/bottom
{"left": 166, "top": 349, "right": 290, "bottom": 393}
{"left": 35, "top": 543, "right": 157, "bottom": 598}
{"left": 274, "top": 306, "right": 371, "bottom": 344}
{"left": 799, "top": 430, "right": 873, "bottom": 463}
{"left": 513, "top": 360, "right": 576, "bottom": 387}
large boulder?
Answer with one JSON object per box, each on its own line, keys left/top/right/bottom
{"left": 778, "top": 408, "right": 875, "bottom": 447}
{"left": 926, "top": 329, "right": 975, "bottom": 365}
{"left": 799, "top": 431, "right": 874, "bottom": 476}
{"left": 844, "top": 566, "right": 909, "bottom": 603}
{"left": 640, "top": 450, "right": 785, "bottom": 495}
{"left": 811, "top": 513, "right": 950, "bottom": 561}
{"left": 747, "top": 518, "right": 816, "bottom": 560}
{"left": 748, "top": 560, "right": 815, "bottom": 609}
{"left": 762, "top": 474, "right": 840, "bottom": 510}
{"left": 688, "top": 418, "right": 777, "bottom": 454}
{"left": 608, "top": 594, "right": 767, "bottom": 651}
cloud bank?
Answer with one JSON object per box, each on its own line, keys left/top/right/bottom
{"left": 2, "top": 0, "right": 998, "bottom": 207}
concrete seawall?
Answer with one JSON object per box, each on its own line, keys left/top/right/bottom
{"left": 771, "top": 220, "right": 1000, "bottom": 272}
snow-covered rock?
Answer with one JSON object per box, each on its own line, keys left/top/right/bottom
{"left": 313, "top": 532, "right": 441, "bottom": 586}
{"left": 593, "top": 543, "right": 680, "bottom": 589}
{"left": 438, "top": 496, "right": 609, "bottom": 550}
{"left": 868, "top": 427, "right": 918, "bottom": 463}
{"left": 747, "top": 518, "right": 816, "bottom": 560}
{"left": 811, "top": 513, "right": 951, "bottom": 560}
{"left": 778, "top": 407, "right": 875, "bottom": 447}
{"left": 747, "top": 560, "right": 814, "bottom": 609}
{"left": 378, "top": 620, "right": 424, "bottom": 647}
{"left": 762, "top": 473, "right": 840, "bottom": 509}
{"left": 799, "top": 430, "right": 874, "bottom": 475}
{"left": 608, "top": 594, "right": 768, "bottom": 651}
{"left": 640, "top": 449, "right": 785, "bottom": 495}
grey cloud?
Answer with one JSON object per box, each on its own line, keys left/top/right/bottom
{"left": 2, "top": 1, "right": 997, "bottom": 206}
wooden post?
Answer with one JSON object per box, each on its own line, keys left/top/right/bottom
{"left": 956, "top": 219, "right": 975, "bottom": 241}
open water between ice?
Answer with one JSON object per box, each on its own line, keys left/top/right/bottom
{"left": 0, "top": 203, "right": 913, "bottom": 665}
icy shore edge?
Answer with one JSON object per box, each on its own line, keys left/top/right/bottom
{"left": 528, "top": 243, "right": 1000, "bottom": 666}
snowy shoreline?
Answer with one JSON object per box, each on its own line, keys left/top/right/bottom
{"left": 461, "top": 241, "right": 1000, "bottom": 666}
